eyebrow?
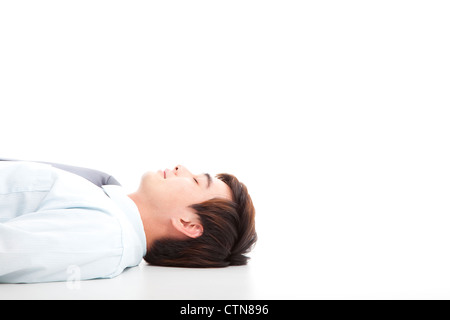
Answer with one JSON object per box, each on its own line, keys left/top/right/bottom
{"left": 204, "top": 173, "right": 212, "bottom": 188}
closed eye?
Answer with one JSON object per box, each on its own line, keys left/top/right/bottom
{"left": 193, "top": 177, "right": 199, "bottom": 184}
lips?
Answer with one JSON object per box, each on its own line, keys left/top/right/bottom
{"left": 157, "top": 169, "right": 166, "bottom": 179}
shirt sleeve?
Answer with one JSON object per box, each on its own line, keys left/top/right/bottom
{"left": 0, "top": 207, "right": 124, "bottom": 283}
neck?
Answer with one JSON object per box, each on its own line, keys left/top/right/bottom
{"left": 128, "top": 192, "right": 167, "bottom": 251}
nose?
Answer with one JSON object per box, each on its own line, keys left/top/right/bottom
{"left": 174, "top": 165, "right": 183, "bottom": 175}
{"left": 174, "top": 165, "right": 192, "bottom": 176}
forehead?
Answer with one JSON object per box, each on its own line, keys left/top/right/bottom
{"left": 210, "top": 177, "right": 233, "bottom": 201}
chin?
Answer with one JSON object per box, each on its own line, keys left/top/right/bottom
{"left": 137, "top": 171, "right": 157, "bottom": 194}
{"left": 140, "top": 171, "right": 156, "bottom": 185}
{"left": 141, "top": 170, "right": 153, "bottom": 179}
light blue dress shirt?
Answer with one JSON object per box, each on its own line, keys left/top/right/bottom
{"left": 0, "top": 161, "right": 147, "bottom": 283}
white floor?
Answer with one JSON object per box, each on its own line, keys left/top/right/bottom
{"left": 0, "top": 262, "right": 257, "bottom": 300}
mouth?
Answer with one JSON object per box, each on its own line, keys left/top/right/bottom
{"left": 157, "top": 169, "right": 166, "bottom": 179}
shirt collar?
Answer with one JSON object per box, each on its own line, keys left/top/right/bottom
{"left": 102, "top": 185, "right": 147, "bottom": 256}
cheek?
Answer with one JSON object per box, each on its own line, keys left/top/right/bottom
{"left": 167, "top": 182, "right": 204, "bottom": 205}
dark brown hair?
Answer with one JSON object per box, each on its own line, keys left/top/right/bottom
{"left": 143, "top": 173, "right": 257, "bottom": 267}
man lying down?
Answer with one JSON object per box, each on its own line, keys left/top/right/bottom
{"left": 0, "top": 159, "right": 257, "bottom": 283}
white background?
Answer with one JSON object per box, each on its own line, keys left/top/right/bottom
{"left": 1, "top": 1, "right": 450, "bottom": 299}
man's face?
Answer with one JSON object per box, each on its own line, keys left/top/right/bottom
{"left": 138, "top": 165, "right": 232, "bottom": 214}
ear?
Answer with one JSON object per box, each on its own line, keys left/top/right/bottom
{"left": 171, "top": 217, "right": 204, "bottom": 239}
